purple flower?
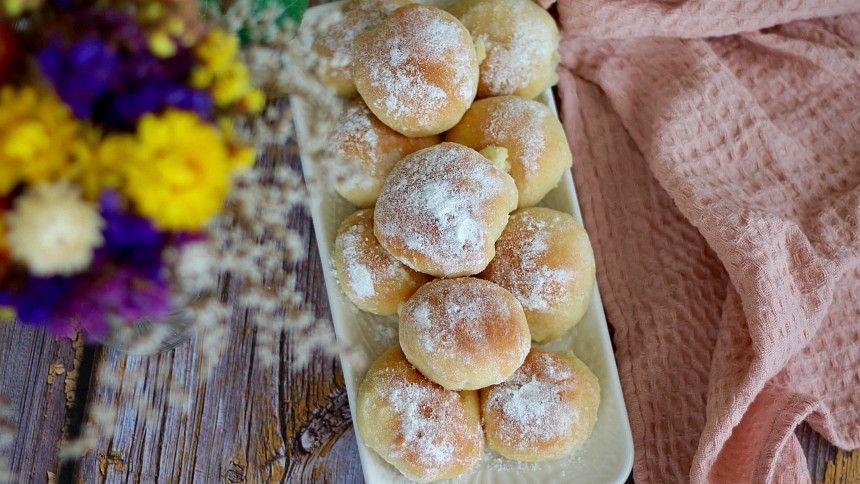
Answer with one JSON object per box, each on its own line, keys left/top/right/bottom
{"left": 60, "top": 267, "right": 171, "bottom": 340}
{"left": 0, "top": 193, "right": 179, "bottom": 338}
{"left": 105, "top": 82, "right": 214, "bottom": 130}
{"left": 0, "top": 275, "right": 78, "bottom": 336}
{"left": 37, "top": 36, "right": 119, "bottom": 119}
{"left": 36, "top": 8, "right": 213, "bottom": 129}
{"left": 96, "top": 191, "right": 168, "bottom": 279}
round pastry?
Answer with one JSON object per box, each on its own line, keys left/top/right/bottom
{"left": 449, "top": 0, "right": 560, "bottom": 99}
{"left": 334, "top": 209, "right": 431, "bottom": 315}
{"left": 328, "top": 99, "right": 440, "bottom": 208}
{"left": 480, "top": 348, "right": 600, "bottom": 462}
{"left": 356, "top": 346, "right": 485, "bottom": 482}
{"left": 479, "top": 207, "right": 595, "bottom": 342}
{"left": 445, "top": 96, "right": 572, "bottom": 208}
{"left": 374, "top": 142, "right": 518, "bottom": 278}
{"left": 352, "top": 4, "right": 480, "bottom": 137}
{"left": 399, "top": 277, "right": 530, "bottom": 390}
{"left": 312, "top": 0, "right": 410, "bottom": 97}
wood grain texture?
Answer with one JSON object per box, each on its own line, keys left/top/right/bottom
{"left": 0, "top": 0, "right": 857, "bottom": 480}
{"left": 69, "top": 146, "right": 359, "bottom": 483}
{"left": 0, "top": 324, "right": 78, "bottom": 483}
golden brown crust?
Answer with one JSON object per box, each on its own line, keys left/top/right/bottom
{"left": 328, "top": 99, "right": 440, "bottom": 207}
{"left": 445, "top": 96, "right": 572, "bottom": 208}
{"left": 480, "top": 348, "right": 600, "bottom": 462}
{"left": 334, "top": 209, "right": 432, "bottom": 315}
{"left": 374, "top": 143, "right": 518, "bottom": 278}
{"left": 352, "top": 4, "right": 479, "bottom": 136}
{"left": 450, "top": 0, "right": 560, "bottom": 99}
{"left": 312, "top": 0, "right": 410, "bottom": 97}
{"left": 399, "top": 277, "right": 530, "bottom": 390}
{"left": 479, "top": 207, "right": 595, "bottom": 342}
{"left": 356, "top": 347, "right": 485, "bottom": 482}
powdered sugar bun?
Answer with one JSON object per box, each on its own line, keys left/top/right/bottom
{"left": 450, "top": 0, "right": 560, "bottom": 99}
{"left": 374, "top": 142, "right": 518, "bottom": 278}
{"left": 328, "top": 99, "right": 440, "bottom": 208}
{"left": 399, "top": 277, "right": 530, "bottom": 390}
{"left": 479, "top": 207, "right": 595, "bottom": 342}
{"left": 334, "top": 209, "right": 431, "bottom": 315}
{"left": 480, "top": 348, "right": 600, "bottom": 462}
{"left": 352, "top": 4, "right": 480, "bottom": 137}
{"left": 312, "top": 0, "right": 410, "bottom": 97}
{"left": 445, "top": 96, "right": 572, "bottom": 208}
{"left": 356, "top": 346, "right": 485, "bottom": 482}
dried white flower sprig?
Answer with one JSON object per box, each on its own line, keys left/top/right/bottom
{"left": 59, "top": 0, "right": 350, "bottom": 459}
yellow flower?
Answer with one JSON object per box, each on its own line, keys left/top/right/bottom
{"left": 147, "top": 31, "right": 178, "bottom": 58}
{"left": 194, "top": 29, "right": 239, "bottom": 73}
{"left": 191, "top": 29, "right": 265, "bottom": 113}
{"left": 4, "top": 181, "right": 104, "bottom": 276}
{"left": 121, "top": 109, "right": 253, "bottom": 230}
{"left": 0, "top": 306, "right": 15, "bottom": 321}
{"left": 0, "top": 86, "right": 94, "bottom": 196}
{"left": 0, "top": 203, "right": 7, "bottom": 258}
{"left": 74, "top": 133, "right": 133, "bottom": 200}
{"left": 2, "top": 0, "right": 42, "bottom": 16}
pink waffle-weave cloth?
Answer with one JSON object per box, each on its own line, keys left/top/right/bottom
{"left": 541, "top": 0, "right": 860, "bottom": 482}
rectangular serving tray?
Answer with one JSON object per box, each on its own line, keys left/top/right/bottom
{"left": 291, "top": 3, "right": 634, "bottom": 481}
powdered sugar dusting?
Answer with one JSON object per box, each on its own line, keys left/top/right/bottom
{"left": 355, "top": 5, "right": 477, "bottom": 129}
{"left": 336, "top": 211, "right": 426, "bottom": 310}
{"left": 460, "top": 0, "right": 557, "bottom": 96}
{"left": 380, "top": 376, "right": 483, "bottom": 481}
{"left": 485, "top": 350, "right": 578, "bottom": 450}
{"left": 486, "top": 97, "right": 549, "bottom": 175}
{"left": 486, "top": 209, "right": 574, "bottom": 312}
{"left": 328, "top": 101, "right": 380, "bottom": 194}
{"left": 402, "top": 279, "right": 526, "bottom": 380}
{"left": 318, "top": 0, "right": 406, "bottom": 80}
{"left": 375, "top": 143, "right": 513, "bottom": 276}
{"left": 340, "top": 223, "right": 381, "bottom": 299}
{"left": 330, "top": 102, "right": 379, "bottom": 161}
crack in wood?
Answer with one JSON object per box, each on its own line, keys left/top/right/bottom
{"left": 98, "top": 450, "right": 126, "bottom": 476}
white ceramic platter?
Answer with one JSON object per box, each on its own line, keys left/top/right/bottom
{"left": 291, "top": 2, "right": 634, "bottom": 482}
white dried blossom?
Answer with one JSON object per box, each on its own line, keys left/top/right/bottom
{"left": 60, "top": 402, "right": 118, "bottom": 460}
{"left": 62, "top": 0, "right": 352, "bottom": 460}
{"left": 173, "top": 242, "right": 217, "bottom": 296}
{"left": 5, "top": 181, "right": 104, "bottom": 276}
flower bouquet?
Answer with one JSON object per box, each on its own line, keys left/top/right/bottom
{"left": 0, "top": 0, "right": 269, "bottom": 349}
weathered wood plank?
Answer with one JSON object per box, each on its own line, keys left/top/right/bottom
{"left": 0, "top": 0, "right": 852, "bottom": 479}
{"left": 70, "top": 145, "right": 362, "bottom": 483}
{"left": 0, "top": 324, "right": 79, "bottom": 484}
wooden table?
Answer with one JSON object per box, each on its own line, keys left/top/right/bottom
{"left": 1, "top": 170, "right": 858, "bottom": 483}
{"left": 1, "top": 3, "right": 858, "bottom": 482}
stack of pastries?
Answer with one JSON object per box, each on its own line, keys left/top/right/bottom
{"left": 317, "top": 0, "right": 600, "bottom": 481}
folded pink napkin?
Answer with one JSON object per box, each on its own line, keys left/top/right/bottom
{"left": 547, "top": 1, "right": 860, "bottom": 482}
